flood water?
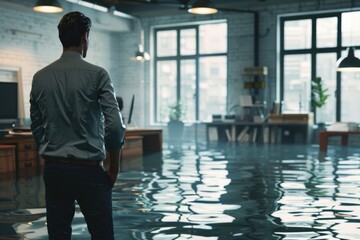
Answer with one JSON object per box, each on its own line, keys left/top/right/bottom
{"left": 0, "top": 143, "right": 360, "bottom": 239}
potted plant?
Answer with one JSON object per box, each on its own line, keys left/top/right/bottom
{"left": 311, "top": 76, "right": 329, "bottom": 125}
{"left": 167, "top": 101, "right": 185, "bottom": 146}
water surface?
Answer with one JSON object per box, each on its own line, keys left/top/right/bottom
{"left": 0, "top": 143, "right": 359, "bottom": 239}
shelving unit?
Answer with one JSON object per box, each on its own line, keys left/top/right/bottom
{"left": 205, "top": 119, "right": 313, "bottom": 144}
{"left": 240, "top": 67, "right": 268, "bottom": 122}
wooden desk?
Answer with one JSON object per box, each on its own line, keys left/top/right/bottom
{"left": 319, "top": 131, "right": 360, "bottom": 152}
{"left": 0, "top": 128, "right": 162, "bottom": 157}
{"left": 125, "top": 128, "right": 162, "bottom": 154}
{"left": 0, "top": 128, "right": 162, "bottom": 171}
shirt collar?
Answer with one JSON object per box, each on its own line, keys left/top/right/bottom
{"left": 60, "top": 51, "right": 83, "bottom": 60}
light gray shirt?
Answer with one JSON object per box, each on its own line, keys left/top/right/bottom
{"left": 30, "top": 51, "right": 126, "bottom": 160}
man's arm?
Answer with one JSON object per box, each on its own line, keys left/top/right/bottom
{"left": 98, "top": 69, "right": 126, "bottom": 187}
{"left": 29, "top": 80, "right": 44, "bottom": 149}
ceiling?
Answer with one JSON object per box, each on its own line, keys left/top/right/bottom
{"left": 82, "top": 0, "right": 315, "bottom": 17}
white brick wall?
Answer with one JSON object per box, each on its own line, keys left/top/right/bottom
{"left": 0, "top": 2, "right": 131, "bottom": 122}
{"left": 1, "top": 0, "right": 360, "bottom": 143}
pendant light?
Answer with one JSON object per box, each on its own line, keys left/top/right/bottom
{"left": 336, "top": 48, "right": 360, "bottom": 72}
{"left": 33, "top": 0, "right": 63, "bottom": 13}
{"left": 188, "top": 0, "right": 218, "bottom": 15}
{"left": 134, "top": 44, "right": 150, "bottom": 62}
{"left": 132, "top": 18, "right": 150, "bottom": 62}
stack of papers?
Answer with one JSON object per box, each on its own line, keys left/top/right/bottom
{"left": 327, "top": 122, "right": 359, "bottom": 131}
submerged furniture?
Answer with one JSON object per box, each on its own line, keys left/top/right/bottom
{"left": 319, "top": 131, "right": 360, "bottom": 152}
{"left": 0, "top": 128, "right": 163, "bottom": 173}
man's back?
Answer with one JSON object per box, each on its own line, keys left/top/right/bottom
{"left": 31, "top": 51, "right": 124, "bottom": 160}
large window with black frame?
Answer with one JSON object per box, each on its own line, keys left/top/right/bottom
{"left": 153, "top": 21, "right": 227, "bottom": 123}
{"left": 280, "top": 10, "right": 360, "bottom": 123}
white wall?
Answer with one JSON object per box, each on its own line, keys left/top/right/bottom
{"left": 1, "top": 0, "right": 360, "bottom": 133}
{"left": 0, "top": 0, "right": 132, "bottom": 123}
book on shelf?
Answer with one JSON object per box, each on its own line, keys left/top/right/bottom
{"left": 208, "top": 127, "right": 218, "bottom": 141}
{"left": 252, "top": 127, "right": 258, "bottom": 143}
{"left": 241, "top": 133, "right": 250, "bottom": 143}
{"left": 263, "top": 126, "right": 269, "bottom": 144}
{"left": 231, "top": 126, "right": 236, "bottom": 141}
{"left": 225, "top": 127, "right": 236, "bottom": 141}
{"left": 237, "top": 126, "right": 250, "bottom": 142}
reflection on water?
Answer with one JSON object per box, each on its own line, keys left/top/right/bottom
{"left": 1, "top": 144, "right": 360, "bottom": 239}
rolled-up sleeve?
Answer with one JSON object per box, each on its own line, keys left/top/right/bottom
{"left": 98, "top": 69, "right": 126, "bottom": 151}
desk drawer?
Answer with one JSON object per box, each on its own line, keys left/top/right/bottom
{"left": 0, "top": 145, "right": 16, "bottom": 172}
{"left": 17, "top": 142, "right": 37, "bottom": 152}
{"left": 17, "top": 142, "right": 39, "bottom": 168}
{"left": 18, "top": 159, "right": 37, "bottom": 168}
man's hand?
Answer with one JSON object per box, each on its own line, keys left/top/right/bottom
{"left": 106, "top": 150, "right": 121, "bottom": 188}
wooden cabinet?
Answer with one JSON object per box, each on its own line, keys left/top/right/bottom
{"left": 0, "top": 134, "right": 40, "bottom": 171}
{"left": 0, "top": 145, "right": 16, "bottom": 172}
{"left": 17, "top": 141, "right": 38, "bottom": 168}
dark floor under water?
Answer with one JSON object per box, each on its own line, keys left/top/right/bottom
{"left": 0, "top": 142, "right": 360, "bottom": 240}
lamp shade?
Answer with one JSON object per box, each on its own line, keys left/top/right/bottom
{"left": 133, "top": 45, "right": 150, "bottom": 62}
{"left": 33, "top": 0, "right": 63, "bottom": 13}
{"left": 188, "top": 0, "right": 218, "bottom": 15}
{"left": 134, "top": 50, "right": 150, "bottom": 61}
{"left": 336, "top": 47, "right": 360, "bottom": 72}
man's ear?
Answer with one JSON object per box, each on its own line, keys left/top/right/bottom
{"left": 81, "top": 32, "right": 88, "bottom": 45}
{"left": 81, "top": 32, "right": 89, "bottom": 58}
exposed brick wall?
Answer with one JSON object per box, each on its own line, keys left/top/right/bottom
{"left": 1, "top": 0, "right": 360, "bottom": 144}
{"left": 0, "top": 2, "right": 129, "bottom": 122}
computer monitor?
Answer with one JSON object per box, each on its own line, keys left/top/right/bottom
{"left": 128, "top": 94, "right": 135, "bottom": 125}
{"left": 0, "top": 82, "right": 18, "bottom": 128}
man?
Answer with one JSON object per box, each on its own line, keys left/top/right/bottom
{"left": 30, "top": 12, "right": 126, "bottom": 239}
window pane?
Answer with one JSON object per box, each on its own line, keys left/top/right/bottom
{"left": 342, "top": 11, "right": 360, "bottom": 47}
{"left": 316, "top": 17, "right": 337, "bottom": 48}
{"left": 156, "top": 61, "right": 177, "bottom": 122}
{"left": 199, "top": 56, "right": 227, "bottom": 121}
{"left": 199, "top": 23, "right": 227, "bottom": 54}
{"left": 341, "top": 71, "right": 360, "bottom": 122}
{"left": 316, "top": 53, "right": 336, "bottom": 123}
{"left": 283, "top": 54, "right": 311, "bottom": 113}
{"left": 180, "top": 29, "right": 196, "bottom": 55}
{"left": 180, "top": 60, "right": 196, "bottom": 122}
{"left": 156, "top": 30, "right": 177, "bottom": 57}
{"left": 284, "top": 19, "right": 311, "bottom": 50}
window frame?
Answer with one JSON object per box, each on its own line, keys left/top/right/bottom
{"left": 279, "top": 11, "right": 360, "bottom": 122}
{"left": 153, "top": 22, "right": 228, "bottom": 123}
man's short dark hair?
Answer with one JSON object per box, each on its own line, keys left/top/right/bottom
{"left": 58, "top": 11, "right": 92, "bottom": 48}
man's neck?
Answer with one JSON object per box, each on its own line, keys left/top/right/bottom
{"left": 63, "top": 47, "right": 82, "bottom": 55}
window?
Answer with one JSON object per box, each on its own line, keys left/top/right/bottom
{"left": 280, "top": 11, "right": 360, "bottom": 123}
{"left": 154, "top": 22, "right": 227, "bottom": 123}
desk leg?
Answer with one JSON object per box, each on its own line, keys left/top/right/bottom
{"left": 341, "top": 135, "right": 349, "bottom": 146}
{"left": 319, "top": 132, "right": 328, "bottom": 152}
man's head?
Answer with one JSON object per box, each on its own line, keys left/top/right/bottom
{"left": 58, "top": 11, "right": 92, "bottom": 57}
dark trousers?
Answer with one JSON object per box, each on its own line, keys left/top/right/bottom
{"left": 43, "top": 163, "right": 114, "bottom": 240}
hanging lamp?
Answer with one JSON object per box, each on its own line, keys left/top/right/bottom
{"left": 33, "top": 0, "right": 63, "bottom": 13}
{"left": 134, "top": 44, "right": 150, "bottom": 62}
{"left": 188, "top": 0, "right": 218, "bottom": 15}
{"left": 336, "top": 47, "right": 360, "bottom": 72}
{"left": 132, "top": 18, "right": 150, "bottom": 62}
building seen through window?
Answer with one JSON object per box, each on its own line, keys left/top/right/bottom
{"left": 280, "top": 11, "right": 360, "bottom": 123}
{"left": 153, "top": 21, "right": 227, "bottom": 123}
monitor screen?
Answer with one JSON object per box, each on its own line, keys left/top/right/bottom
{"left": 0, "top": 82, "right": 18, "bottom": 120}
{"left": 128, "top": 94, "right": 135, "bottom": 125}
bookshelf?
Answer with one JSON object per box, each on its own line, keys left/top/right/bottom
{"left": 205, "top": 121, "right": 313, "bottom": 144}
{"left": 240, "top": 67, "right": 268, "bottom": 122}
